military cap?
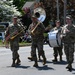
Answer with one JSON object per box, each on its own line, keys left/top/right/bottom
{"left": 66, "top": 15, "right": 72, "bottom": 19}
{"left": 55, "top": 20, "right": 60, "bottom": 23}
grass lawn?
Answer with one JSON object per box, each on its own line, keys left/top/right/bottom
{"left": 0, "top": 40, "right": 31, "bottom": 47}
{"left": 19, "top": 42, "right": 31, "bottom": 46}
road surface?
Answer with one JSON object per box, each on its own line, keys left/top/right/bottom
{"left": 0, "top": 45, "right": 75, "bottom": 75}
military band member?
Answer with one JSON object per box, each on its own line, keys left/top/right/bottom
{"left": 21, "top": 7, "right": 32, "bottom": 30}
{"left": 28, "top": 14, "right": 46, "bottom": 67}
{"left": 61, "top": 15, "right": 75, "bottom": 71}
{"left": 5, "top": 16, "right": 24, "bottom": 67}
{"left": 51, "top": 20, "right": 63, "bottom": 63}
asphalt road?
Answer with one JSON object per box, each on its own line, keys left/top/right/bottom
{"left": 0, "top": 45, "right": 75, "bottom": 75}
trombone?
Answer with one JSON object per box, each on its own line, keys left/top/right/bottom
{"left": 5, "top": 20, "right": 26, "bottom": 41}
{"left": 10, "top": 20, "right": 27, "bottom": 40}
{"left": 31, "top": 21, "right": 40, "bottom": 35}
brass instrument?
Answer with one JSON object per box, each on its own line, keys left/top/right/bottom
{"left": 34, "top": 7, "right": 46, "bottom": 22}
{"left": 5, "top": 30, "right": 18, "bottom": 41}
{"left": 31, "top": 21, "right": 41, "bottom": 35}
{"left": 5, "top": 19, "right": 26, "bottom": 41}
{"left": 10, "top": 29, "right": 24, "bottom": 40}
{"left": 31, "top": 7, "right": 46, "bottom": 35}
{"left": 10, "top": 20, "right": 27, "bottom": 40}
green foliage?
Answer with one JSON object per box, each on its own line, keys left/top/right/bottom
{"left": 0, "top": 40, "right": 31, "bottom": 47}
{"left": 0, "top": 0, "right": 21, "bottom": 22}
{"left": 13, "top": 0, "right": 25, "bottom": 13}
{"left": 13, "top": 0, "right": 34, "bottom": 14}
{"left": 19, "top": 41, "right": 31, "bottom": 46}
{"left": 44, "top": 33, "right": 48, "bottom": 37}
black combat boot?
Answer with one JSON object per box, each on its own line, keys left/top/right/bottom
{"left": 11, "top": 59, "right": 16, "bottom": 67}
{"left": 52, "top": 56, "right": 57, "bottom": 62}
{"left": 41, "top": 51, "right": 46, "bottom": 65}
{"left": 43, "top": 57, "right": 46, "bottom": 65}
{"left": 66, "top": 63, "right": 72, "bottom": 72}
{"left": 16, "top": 57, "right": 21, "bottom": 65}
{"left": 33, "top": 61, "right": 38, "bottom": 67}
{"left": 28, "top": 57, "right": 33, "bottom": 61}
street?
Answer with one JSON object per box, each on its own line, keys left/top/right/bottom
{"left": 0, "top": 45, "right": 75, "bottom": 75}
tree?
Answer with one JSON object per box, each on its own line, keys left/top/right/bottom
{"left": 0, "top": 0, "right": 21, "bottom": 22}
{"left": 13, "top": 0, "right": 34, "bottom": 14}
{"left": 40, "top": 0, "right": 75, "bottom": 26}
{"left": 13, "top": 0, "right": 25, "bottom": 14}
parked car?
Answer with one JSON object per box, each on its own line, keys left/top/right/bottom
{"left": 0, "top": 22, "right": 10, "bottom": 27}
{"left": 0, "top": 22, "right": 9, "bottom": 42}
{"left": 0, "top": 32, "right": 5, "bottom": 44}
{"left": 0, "top": 33, "right": 3, "bottom": 40}
{"left": 26, "top": 35, "right": 31, "bottom": 42}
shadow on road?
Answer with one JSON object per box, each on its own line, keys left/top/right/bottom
{"left": 38, "top": 60, "right": 67, "bottom": 65}
{"left": 72, "top": 68, "right": 75, "bottom": 74}
{"left": 38, "top": 59, "right": 53, "bottom": 64}
{"left": 72, "top": 73, "right": 75, "bottom": 74}
{"left": 72, "top": 68, "right": 75, "bottom": 71}
{"left": 52, "top": 60, "right": 67, "bottom": 65}
{"left": 7, "top": 65, "right": 30, "bottom": 69}
{"left": 37, "top": 65, "right": 54, "bottom": 70}
{"left": 15, "top": 65, "right": 30, "bottom": 69}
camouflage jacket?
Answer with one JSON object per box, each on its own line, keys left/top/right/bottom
{"left": 28, "top": 21, "right": 45, "bottom": 41}
{"left": 5, "top": 23, "right": 24, "bottom": 42}
{"left": 61, "top": 24, "right": 75, "bottom": 43}
{"left": 51, "top": 26, "right": 62, "bottom": 32}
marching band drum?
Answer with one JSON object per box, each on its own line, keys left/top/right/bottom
{"left": 48, "top": 30, "right": 61, "bottom": 47}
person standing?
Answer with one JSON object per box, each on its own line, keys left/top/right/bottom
{"left": 21, "top": 7, "right": 32, "bottom": 29}
{"left": 28, "top": 14, "right": 46, "bottom": 67}
{"left": 61, "top": 15, "right": 75, "bottom": 71}
{"left": 5, "top": 16, "right": 24, "bottom": 67}
{"left": 51, "top": 20, "right": 63, "bottom": 63}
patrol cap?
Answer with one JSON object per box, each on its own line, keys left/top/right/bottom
{"left": 13, "top": 15, "right": 18, "bottom": 21}
{"left": 55, "top": 20, "right": 60, "bottom": 23}
{"left": 13, "top": 15, "right": 17, "bottom": 19}
{"left": 14, "top": 16, "right": 17, "bottom": 18}
{"left": 66, "top": 15, "right": 72, "bottom": 19}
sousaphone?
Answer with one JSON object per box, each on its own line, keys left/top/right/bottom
{"left": 31, "top": 7, "right": 46, "bottom": 35}
{"left": 34, "top": 7, "right": 46, "bottom": 22}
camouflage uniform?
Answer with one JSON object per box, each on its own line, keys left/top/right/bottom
{"left": 61, "top": 24, "right": 75, "bottom": 70}
{"left": 28, "top": 21, "right": 46, "bottom": 66}
{"left": 51, "top": 26, "right": 63, "bottom": 62}
{"left": 5, "top": 23, "right": 23, "bottom": 67}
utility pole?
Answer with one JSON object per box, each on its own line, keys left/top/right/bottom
{"left": 64, "top": 0, "right": 67, "bottom": 25}
{"left": 35, "top": 0, "right": 40, "bottom": 2}
{"left": 56, "top": 0, "right": 59, "bottom": 21}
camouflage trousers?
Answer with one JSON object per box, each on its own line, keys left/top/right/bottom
{"left": 53, "top": 47, "right": 63, "bottom": 57}
{"left": 31, "top": 40, "right": 46, "bottom": 61}
{"left": 10, "top": 41, "right": 19, "bottom": 60}
{"left": 11, "top": 50, "right": 19, "bottom": 60}
{"left": 64, "top": 43, "right": 74, "bottom": 64}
